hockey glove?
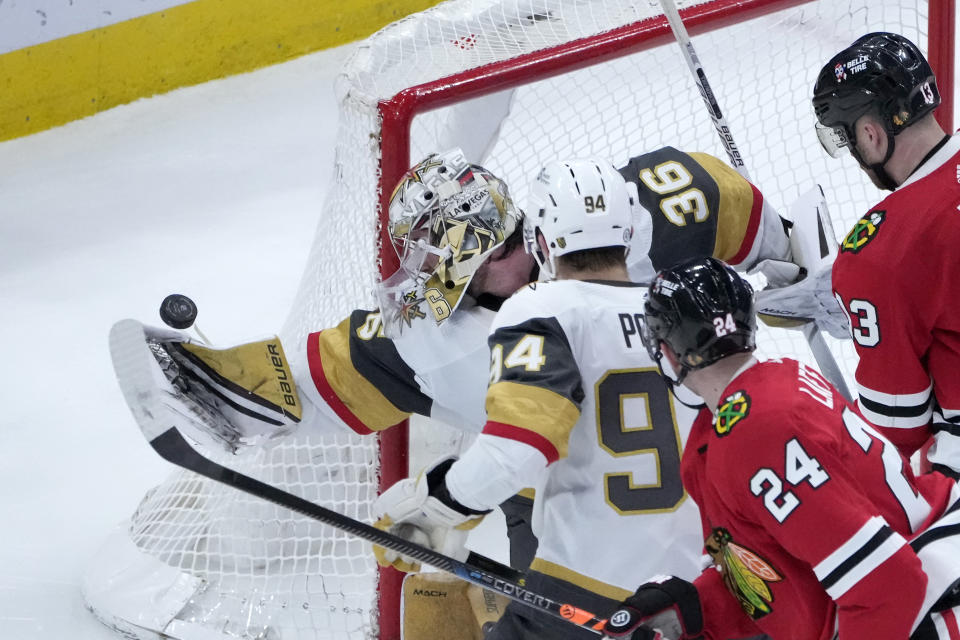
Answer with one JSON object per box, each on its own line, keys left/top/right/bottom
{"left": 112, "top": 320, "right": 301, "bottom": 455}
{"left": 603, "top": 575, "right": 704, "bottom": 640}
{"left": 373, "top": 456, "right": 490, "bottom": 572}
{"left": 751, "top": 261, "right": 849, "bottom": 339}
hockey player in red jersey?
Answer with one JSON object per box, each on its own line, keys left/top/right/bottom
{"left": 813, "top": 32, "right": 960, "bottom": 476}
{"left": 601, "top": 257, "right": 960, "bottom": 640}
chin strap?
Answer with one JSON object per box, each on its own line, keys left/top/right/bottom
{"left": 852, "top": 129, "right": 899, "bottom": 191}
{"left": 653, "top": 353, "right": 706, "bottom": 411}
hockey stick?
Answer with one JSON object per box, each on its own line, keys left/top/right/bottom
{"left": 109, "top": 319, "right": 608, "bottom": 635}
{"left": 145, "top": 427, "right": 608, "bottom": 635}
{"left": 657, "top": 0, "right": 853, "bottom": 402}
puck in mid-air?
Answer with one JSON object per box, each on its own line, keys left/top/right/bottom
{"left": 159, "top": 294, "right": 198, "bottom": 329}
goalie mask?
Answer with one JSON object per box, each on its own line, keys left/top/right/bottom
{"left": 641, "top": 257, "right": 756, "bottom": 388}
{"left": 379, "top": 148, "right": 521, "bottom": 332}
{"left": 524, "top": 159, "right": 635, "bottom": 279}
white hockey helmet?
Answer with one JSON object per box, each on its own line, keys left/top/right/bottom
{"left": 383, "top": 148, "right": 521, "bottom": 327}
{"left": 524, "top": 159, "right": 635, "bottom": 279}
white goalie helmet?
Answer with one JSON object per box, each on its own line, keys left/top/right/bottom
{"left": 524, "top": 159, "right": 636, "bottom": 279}
{"left": 379, "top": 148, "right": 522, "bottom": 333}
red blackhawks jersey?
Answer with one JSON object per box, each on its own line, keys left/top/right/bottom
{"left": 682, "top": 358, "right": 960, "bottom": 640}
{"left": 832, "top": 134, "right": 960, "bottom": 471}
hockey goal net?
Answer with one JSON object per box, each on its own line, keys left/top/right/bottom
{"left": 83, "top": 1, "right": 954, "bottom": 639}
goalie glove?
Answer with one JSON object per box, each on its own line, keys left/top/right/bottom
{"left": 110, "top": 320, "right": 302, "bottom": 455}
{"left": 752, "top": 261, "right": 849, "bottom": 339}
{"left": 373, "top": 456, "right": 490, "bottom": 573}
{"left": 603, "top": 576, "right": 704, "bottom": 640}
{"left": 750, "top": 184, "right": 850, "bottom": 340}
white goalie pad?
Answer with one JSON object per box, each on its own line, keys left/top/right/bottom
{"left": 753, "top": 185, "right": 850, "bottom": 339}
{"left": 788, "top": 184, "right": 838, "bottom": 274}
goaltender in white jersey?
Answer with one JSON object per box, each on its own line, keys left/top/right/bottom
{"left": 375, "top": 159, "right": 707, "bottom": 639}
{"left": 108, "top": 146, "right": 796, "bottom": 637}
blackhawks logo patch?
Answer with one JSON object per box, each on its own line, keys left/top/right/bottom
{"left": 715, "top": 391, "right": 750, "bottom": 436}
{"left": 706, "top": 528, "right": 782, "bottom": 619}
{"left": 841, "top": 210, "right": 885, "bottom": 253}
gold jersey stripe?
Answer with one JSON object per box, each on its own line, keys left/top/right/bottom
{"left": 486, "top": 381, "right": 580, "bottom": 460}
{"left": 315, "top": 318, "right": 410, "bottom": 430}
{"left": 530, "top": 557, "right": 633, "bottom": 601}
{"left": 517, "top": 487, "right": 536, "bottom": 500}
{"left": 688, "top": 151, "right": 756, "bottom": 263}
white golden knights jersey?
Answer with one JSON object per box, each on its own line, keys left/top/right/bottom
{"left": 683, "top": 358, "right": 960, "bottom": 640}
{"left": 305, "top": 300, "right": 495, "bottom": 434}
{"left": 298, "top": 147, "right": 785, "bottom": 440}
{"left": 446, "top": 280, "right": 704, "bottom": 598}
{"left": 832, "top": 134, "right": 960, "bottom": 474}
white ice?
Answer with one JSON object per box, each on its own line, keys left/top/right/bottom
{"left": 2, "top": 19, "right": 960, "bottom": 640}
{"left": 0, "top": 44, "right": 354, "bottom": 639}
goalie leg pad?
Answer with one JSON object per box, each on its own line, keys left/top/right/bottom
{"left": 402, "top": 573, "right": 508, "bottom": 640}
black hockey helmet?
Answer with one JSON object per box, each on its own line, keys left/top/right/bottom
{"left": 641, "top": 257, "right": 756, "bottom": 383}
{"left": 812, "top": 32, "right": 940, "bottom": 159}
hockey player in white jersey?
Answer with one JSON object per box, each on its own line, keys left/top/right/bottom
{"left": 373, "top": 159, "right": 706, "bottom": 639}
{"left": 109, "top": 146, "right": 800, "bottom": 635}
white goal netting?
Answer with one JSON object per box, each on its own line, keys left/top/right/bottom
{"left": 83, "top": 1, "right": 948, "bottom": 639}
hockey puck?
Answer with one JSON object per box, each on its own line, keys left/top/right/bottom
{"left": 159, "top": 294, "right": 198, "bottom": 329}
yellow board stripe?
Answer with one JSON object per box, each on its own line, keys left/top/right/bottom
{"left": 687, "top": 151, "right": 756, "bottom": 262}
{"left": 0, "top": 0, "right": 441, "bottom": 142}
{"left": 530, "top": 557, "right": 633, "bottom": 601}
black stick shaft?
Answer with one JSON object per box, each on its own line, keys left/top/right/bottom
{"left": 150, "top": 427, "right": 608, "bottom": 634}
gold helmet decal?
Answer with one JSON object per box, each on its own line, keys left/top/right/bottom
{"left": 378, "top": 149, "right": 521, "bottom": 333}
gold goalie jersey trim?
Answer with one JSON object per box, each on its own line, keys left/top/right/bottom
{"left": 307, "top": 310, "right": 432, "bottom": 434}
{"left": 619, "top": 146, "right": 764, "bottom": 271}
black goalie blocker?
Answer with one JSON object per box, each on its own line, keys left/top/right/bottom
{"left": 812, "top": 32, "right": 940, "bottom": 186}
{"left": 641, "top": 257, "right": 756, "bottom": 388}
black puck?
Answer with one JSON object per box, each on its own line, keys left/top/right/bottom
{"left": 159, "top": 294, "right": 198, "bottom": 329}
